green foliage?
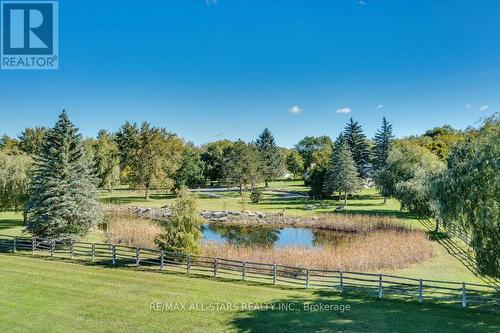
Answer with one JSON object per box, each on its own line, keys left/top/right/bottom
{"left": 200, "top": 140, "right": 233, "bottom": 182}
{"left": 174, "top": 147, "right": 205, "bottom": 189}
{"left": 323, "top": 135, "right": 362, "bottom": 205}
{"left": 115, "top": 121, "right": 139, "bottom": 180}
{"left": 431, "top": 117, "right": 499, "bottom": 276}
{"left": 250, "top": 187, "right": 264, "bottom": 203}
{"left": 373, "top": 117, "right": 394, "bottom": 173}
{"left": 307, "top": 166, "right": 328, "bottom": 199}
{"left": 24, "top": 111, "right": 103, "bottom": 239}
{"left": 285, "top": 150, "right": 304, "bottom": 178}
{"left": 400, "top": 125, "right": 462, "bottom": 161}
{"left": 92, "top": 130, "right": 120, "bottom": 191}
{"left": 294, "top": 136, "right": 333, "bottom": 171}
{"left": 222, "top": 140, "right": 263, "bottom": 192}
{"left": 255, "top": 128, "right": 285, "bottom": 187}
{"left": 0, "top": 152, "right": 32, "bottom": 211}
{"left": 0, "top": 135, "right": 19, "bottom": 154}
{"left": 129, "top": 123, "right": 184, "bottom": 198}
{"left": 344, "top": 118, "right": 372, "bottom": 179}
{"left": 17, "top": 127, "right": 46, "bottom": 155}
{"left": 377, "top": 141, "right": 444, "bottom": 217}
{"left": 155, "top": 187, "right": 203, "bottom": 254}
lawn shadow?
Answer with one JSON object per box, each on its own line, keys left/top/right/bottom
{"left": 100, "top": 194, "right": 174, "bottom": 205}
{"left": 420, "top": 219, "right": 500, "bottom": 287}
{"left": 230, "top": 288, "right": 499, "bottom": 333}
{"left": 0, "top": 218, "right": 23, "bottom": 231}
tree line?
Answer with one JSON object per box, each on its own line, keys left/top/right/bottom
{"left": 0, "top": 111, "right": 498, "bottom": 276}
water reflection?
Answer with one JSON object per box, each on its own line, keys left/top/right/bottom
{"left": 201, "top": 224, "right": 350, "bottom": 248}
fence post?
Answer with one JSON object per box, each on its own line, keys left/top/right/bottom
{"left": 186, "top": 255, "right": 190, "bottom": 274}
{"left": 339, "top": 271, "right": 344, "bottom": 293}
{"left": 378, "top": 274, "right": 383, "bottom": 299}
{"left": 32, "top": 237, "right": 36, "bottom": 255}
{"left": 305, "top": 269, "right": 310, "bottom": 288}
{"left": 461, "top": 282, "right": 467, "bottom": 308}
{"left": 111, "top": 245, "right": 116, "bottom": 265}
{"left": 50, "top": 240, "right": 55, "bottom": 257}
{"left": 418, "top": 279, "right": 423, "bottom": 303}
{"left": 91, "top": 243, "right": 95, "bottom": 262}
{"left": 242, "top": 262, "right": 246, "bottom": 281}
{"left": 70, "top": 240, "right": 74, "bottom": 259}
{"left": 213, "top": 257, "right": 217, "bottom": 277}
{"left": 135, "top": 247, "right": 140, "bottom": 266}
{"left": 13, "top": 236, "right": 17, "bottom": 253}
{"left": 273, "top": 264, "right": 277, "bottom": 285}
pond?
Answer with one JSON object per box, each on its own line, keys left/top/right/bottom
{"left": 201, "top": 224, "right": 352, "bottom": 248}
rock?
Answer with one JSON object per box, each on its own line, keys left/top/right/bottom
{"left": 304, "top": 204, "right": 316, "bottom": 210}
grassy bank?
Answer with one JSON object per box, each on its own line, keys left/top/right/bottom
{"left": 0, "top": 254, "right": 498, "bottom": 333}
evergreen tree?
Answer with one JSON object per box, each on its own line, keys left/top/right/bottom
{"left": 24, "top": 111, "right": 103, "bottom": 239}
{"left": 155, "top": 187, "right": 203, "bottom": 254}
{"left": 323, "top": 135, "right": 362, "bottom": 206}
{"left": 344, "top": 118, "right": 371, "bottom": 179}
{"left": 373, "top": 117, "right": 394, "bottom": 202}
{"left": 255, "top": 128, "right": 285, "bottom": 187}
{"left": 373, "top": 117, "right": 394, "bottom": 172}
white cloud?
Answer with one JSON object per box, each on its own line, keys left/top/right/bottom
{"left": 479, "top": 105, "right": 489, "bottom": 112}
{"left": 289, "top": 105, "right": 302, "bottom": 114}
{"left": 465, "top": 104, "right": 472, "bottom": 109}
{"left": 336, "top": 107, "right": 352, "bottom": 114}
{"left": 375, "top": 104, "right": 384, "bottom": 110}
{"left": 358, "top": 0, "right": 366, "bottom": 6}
{"left": 205, "top": 0, "right": 218, "bottom": 5}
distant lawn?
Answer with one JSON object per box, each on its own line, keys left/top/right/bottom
{"left": 100, "top": 186, "right": 414, "bottom": 220}
{"left": 0, "top": 254, "right": 498, "bottom": 333}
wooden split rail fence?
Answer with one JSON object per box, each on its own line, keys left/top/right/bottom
{"left": 1, "top": 234, "right": 498, "bottom": 310}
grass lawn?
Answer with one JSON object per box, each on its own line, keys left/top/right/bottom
{"left": 100, "top": 187, "right": 417, "bottom": 220}
{"left": 0, "top": 254, "right": 498, "bottom": 333}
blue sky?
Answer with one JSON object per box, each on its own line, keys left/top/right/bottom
{"left": 1, "top": 0, "right": 499, "bottom": 147}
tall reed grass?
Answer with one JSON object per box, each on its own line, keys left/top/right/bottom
{"left": 201, "top": 230, "right": 433, "bottom": 271}
{"left": 104, "top": 212, "right": 434, "bottom": 272}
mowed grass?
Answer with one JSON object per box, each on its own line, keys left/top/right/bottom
{"left": 100, "top": 186, "right": 415, "bottom": 220}
{"left": 0, "top": 254, "right": 498, "bottom": 333}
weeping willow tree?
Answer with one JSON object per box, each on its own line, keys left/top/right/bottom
{"left": 431, "top": 117, "right": 499, "bottom": 277}
{"left": 155, "top": 187, "right": 203, "bottom": 254}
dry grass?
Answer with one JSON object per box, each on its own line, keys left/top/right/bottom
{"left": 104, "top": 212, "right": 434, "bottom": 272}
{"left": 201, "top": 230, "right": 433, "bottom": 272}
{"left": 230, "top": 214, "right": 408, "bottom": 233}
{"left": 106, "top": 212, "right": 163, "bottom": 248}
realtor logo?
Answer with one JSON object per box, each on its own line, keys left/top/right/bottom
{"left": 1, "top": 0, "right": 58, "bottom": 69}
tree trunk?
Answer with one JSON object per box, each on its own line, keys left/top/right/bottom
{"left": 338, "top": 191, "right": 342, "bottom": 201}
{"left": 383, "top": 196, "right": 387, "bottom": 204}
{"left": 344, "top": 192, "right": 347, "bottom": 207}
{"left": 145, "top": 186, "right": 150, "bottom": 200}
{"left": 434, "top": 219, "right": 440, "bottom": 233}
{"left": 239, "top": 184, "right": 243, "bottom": 194}
{"left": 265, "top": 180, "right": 269, "bottom": 188}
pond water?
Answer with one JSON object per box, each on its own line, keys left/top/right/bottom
{"left": 201, "top": 224, "right": 351, "bottom": 248}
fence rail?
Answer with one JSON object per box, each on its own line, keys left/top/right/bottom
{"left": 1, "top": 234, "right": 498, "bottom": 310}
